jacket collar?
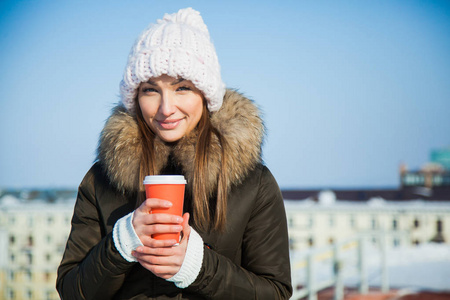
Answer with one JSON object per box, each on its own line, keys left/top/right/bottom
{"left": 97, "top": 89, "right": 265, "bottom": 195}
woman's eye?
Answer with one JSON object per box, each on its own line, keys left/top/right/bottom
{"left": 177, "top": 86, "right": 191, "bottom": 91}
{"left": 142, "top": 87, "right": 157, "bottom": 93}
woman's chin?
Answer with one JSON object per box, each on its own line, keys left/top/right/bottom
{"left": 156, "top": 132, "right": 184, "bottom": 143}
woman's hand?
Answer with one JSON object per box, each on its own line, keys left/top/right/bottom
{"left": 132, "top": 198, "right": 184, "bottom": 247}
{"left": 132, "top": 198, "right": 191, "bottom": 279}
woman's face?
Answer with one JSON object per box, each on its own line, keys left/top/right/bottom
{"left": 138, "top": 75, "right": 204, "bottom": 143}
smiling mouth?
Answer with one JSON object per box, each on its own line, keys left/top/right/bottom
{"left": 157, "top": 119, "right": 181, "bottom": 130}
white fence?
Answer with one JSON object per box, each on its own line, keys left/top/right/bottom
{"left": 290, "top": 231, "right": 409, "bottom": 300}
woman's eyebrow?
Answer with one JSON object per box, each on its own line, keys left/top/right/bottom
{"left": 171, "top": 78, "right": 185, "bottom": 85}
{"left": 145, "top": 79, "right": 157, "bottom": 85}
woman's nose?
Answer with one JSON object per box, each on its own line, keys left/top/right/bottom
{"left": 159, "top": 92, "right": 176, "bottom": 116}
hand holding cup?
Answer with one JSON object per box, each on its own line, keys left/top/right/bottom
{"left": 131, "top": 175, "right": 188, "bottom": 278}
{"left": 132, "top": 212, "right": 192, "bottom": 279}
{"left": 132, "top": 198, "right": 184, "bottom": 247}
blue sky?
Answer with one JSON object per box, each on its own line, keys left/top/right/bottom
{"left": 1, "top": 0, "right": 449, "bottom": 189}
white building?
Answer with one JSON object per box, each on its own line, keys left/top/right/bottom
{"left": 0, "top": 195, "right": 74, "bottom": 300}
{"left": 285, "top": 190, "right": 450, "bottom": 251}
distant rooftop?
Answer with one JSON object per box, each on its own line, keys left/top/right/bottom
{"left": 0, "top": 188, "right": 77, "bottom": 202}
{"left": 282, "top": 186, "right": 450, "bottom": 201}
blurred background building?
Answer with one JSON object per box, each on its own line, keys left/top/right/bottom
{"left": 400, "top": 147, "right": 450, "bottom": 200}
{"left": 0, "top": 192, "right": 75, "bottom": 300}
{"left": 285, "top": 191, "right": 449, "bottom": 251}
{"left": 283, "top": 148, "right": 450, "bottom": 299}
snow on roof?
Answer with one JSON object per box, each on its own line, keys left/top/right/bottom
{"left": 0, "top": 194, "right": 75, "bottom": 212}
{"left": 283, "top": 198, "right": 450, "bottom": 212}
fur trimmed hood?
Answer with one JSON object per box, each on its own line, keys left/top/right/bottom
{"left": 97, "top": 89, "right": 265, "bottom": 195}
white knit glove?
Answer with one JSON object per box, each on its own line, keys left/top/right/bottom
{"left": 112, "top": 212, "right": 143, "bottom": 262}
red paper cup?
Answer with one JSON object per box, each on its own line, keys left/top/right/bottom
{"left": 143, "top": 175, "right": 186, "bottom": 242}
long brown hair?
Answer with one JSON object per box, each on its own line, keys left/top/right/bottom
{"left": 135, "top": 96, "right": 228, "bottom": 232}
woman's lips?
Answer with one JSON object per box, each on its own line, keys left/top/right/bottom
{"left": 157, "top": 119, "right": 181, "bottom": 130}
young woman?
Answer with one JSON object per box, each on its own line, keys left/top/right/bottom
{"left": 57, "top": 7, "right": 292, "bottom": 299}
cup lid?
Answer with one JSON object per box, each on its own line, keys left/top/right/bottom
{"left": 143, "top": 175, "right": 187, "bottom": 184}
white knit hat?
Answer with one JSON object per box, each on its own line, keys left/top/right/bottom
{"left": 120, "top": 7, "right": 225, "bottom": 113}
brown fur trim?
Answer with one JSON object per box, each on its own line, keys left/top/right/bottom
{"left": 97, "top": 89, "right": 264, "bottom": 194}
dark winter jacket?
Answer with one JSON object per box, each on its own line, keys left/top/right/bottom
{"left": 56, "top": 90, "right": 292, "bottom": 299}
